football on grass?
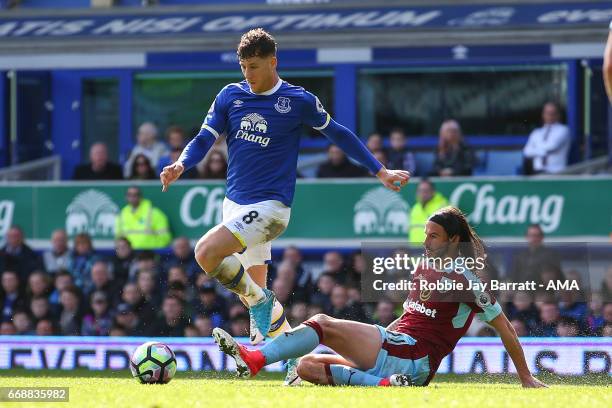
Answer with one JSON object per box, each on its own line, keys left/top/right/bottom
{"left": 130, "top": 342, "right": 177, "bottom": 384}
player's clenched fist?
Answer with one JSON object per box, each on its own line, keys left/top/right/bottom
{"left": 160, "top": 161, "right": 185, "bottom": 192}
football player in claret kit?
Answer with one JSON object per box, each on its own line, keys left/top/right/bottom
{"left": 159, "top": 28, "right": 410, "bottom": 385}
{"left": 212, "top": 207, "right": 547, "bottom": 388}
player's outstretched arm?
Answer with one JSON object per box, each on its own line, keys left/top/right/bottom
{"left": 319, "top": 119, "right": 410, "bottom": 191}
{"left": 159, "top": 129, "right": 216, "bottom": 191}
{"left": 376, "top": 167, "right": 410, "bottom": 192}
{"left": 604, "top": 31, "right": 612, "bottom": 103}
{"left": 488, "top": 312, "right": 548, "bottom": 388}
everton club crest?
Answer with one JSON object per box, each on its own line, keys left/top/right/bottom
{"left": 274, "top": 97, "right": 291, "bottom": 114}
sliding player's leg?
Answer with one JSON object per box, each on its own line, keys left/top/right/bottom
{"left": 213, "top": 314, "right": 381, "bottom": 379}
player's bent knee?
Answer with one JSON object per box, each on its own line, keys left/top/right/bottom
{"left": 194, "top": 238, "right": 223, "bottom": 269}
{"left": 309, "top": 313, "right": 335, "bottom": 330}
{"left": 296, "top": 358, "right": 323, "bottom": 383}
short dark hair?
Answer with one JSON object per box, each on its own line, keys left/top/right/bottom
{"left": 237, "top": 28, "right": 277, "bottom": 60}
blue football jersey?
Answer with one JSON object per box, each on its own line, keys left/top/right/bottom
{"left": 201, "top": 79, "right": 329, "bottom": 207}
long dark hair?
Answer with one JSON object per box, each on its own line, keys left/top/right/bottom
{"left": 428, "top": 206, "right": 485, "bottom": 262}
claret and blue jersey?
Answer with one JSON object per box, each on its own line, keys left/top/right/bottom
{"left": 203, "top": 79, "right": 330, "bottom": 207}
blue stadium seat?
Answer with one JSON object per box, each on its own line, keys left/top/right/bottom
{"left": 484, "top": 150, "right": 523, "bottom": 175}
{"left": 472, "top": 150, "right": 488, "bottom": 176}
{"left": 414, "top": 151, "right": 435, "bottom": 177}
{"left": 18, "top": 0, "right": 89, "bottom": 8}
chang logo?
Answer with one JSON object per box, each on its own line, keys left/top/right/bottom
{"left": 65, "top": 189, "right": 118, "bottom": 237}
{"left": 353, "top": 187, "right": 410, "bottom": 235}
{"left": 236, "top": 113, "right": 271, "bottom": 147}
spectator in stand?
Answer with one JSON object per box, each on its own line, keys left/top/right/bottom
{"left": 409, "top": 179, "right": 449, "bottom": 245}
{"left": 320, "top": 250, "right": 347, "bottom": 283}
{"left": 310, "top": 272, "right": 335, "bottom": 311}
{"left": 289, "top": 301, "right": 308, "bottom": 327}
{"left": 373, "top": 298, "right": 398, "bottom": 327}
{"left": 157, "top": 126, "right": 188, "bottom": 174}
{"left": 70, "top": 233, "right": 99, "bottom": 291}
{"left": 329, "top": 284, "right": 368, "bottom": 322}
{"left": 86, "top": 261, "right": 119, "bottom": 306}
{"left": 522, "top": 102, "right": 570, "bottom": 175}
{"left": 345, "top": 251, "right": 365, "bottom": 288}
{"left": 281, "top": 246, "right": 312, "bottom": 300}
{"left": 1, "top": 270, "right": 26, "bottom": 322}
{"left": 505, "top": 291, "right": 539, "bottom": 336}
{"left": 115, "top": 186, "right": 172, "bottom": 250}
{"left": 129, "top": 154, "right": 157, "bottom": 180}
{"left": 114, "top": 303, "right": 146, "bottom": 336}
{"left": 124, "top": 122, "right": 169, "bottom": 178}
{"left": 2, "top": 226, "right": 43, "bottom": 280}
{"left": 73, "top": 142, "right": 123, "bottom": 181}
{"left": 586, "top": 292, "right": 605, "bottom": 335}
{"left": 26, "top": 271, "right": 52, "bottom": 301}
{"left": 510, "top": 224, "right": 561, "bottom": 284}
{"left": 109, "top": 237, "right": 137, "bottom": 287}
{"left": 81, "top": 291, "right": 113, "bottom": 336}
{"left": 603, "top": 303, "right": 612, "bottom": 328}
{"left": 228, "top": 312, "right": 250, "bottom": 337}
{"left": 192, "top": 281, "right": 227, "bottom": 328}
{"left": 316, "top": 145, "right": 369, "bottom": 178}
{"left": 58, "top": 286, "right": 82, "bottom": 335}
{"left": 136, "top": 269, "right": 161, "bottom": 309}
{"left": 387, "top": 128, "right": 416, "bottom": 175}
{"left": 536, "top": 302, "right": 560, "bottom": 337}
{"left": 601, "top": 266, "right": 612, "bottom": 300}
{"left": 272, "top": 275, "right": 294, "bottom": 307}
{"left": 0, "top": 321, "right": 16, "bottom": 335}
{"left": 556, "top": 317, "right": 580, "bottom": 337}
{"left": 151, "top": 295, "right": 189, "bottom": 337}
{"left": 121, "top": 282, "right": 155, "bottom": 323}
{"left": 366, "top": 132, "right": 383, "bottom": 153}
{"left": 30, "top": 296, "right": 54, "bottom": 325}
{"left": 43, "top": 229, "right": 72, "bottom": 275}
{"left": 12, "top": 310, "right": 34, "bottom": 334}
{"left": 163, "top": 237, "right": 199, "bottom": 279}
{"left": 194, "top": 315, "right": 214, "bottom": 336}
{"left": 199, "top": 150, "right": 228, "bottom": 179}
{"left": 431, "top": 119, "right": 474, "bottom": 177}
{"left": 49, "top": 270, "right": 73, "bottom": 307}
{"left": 167, "top": 265, "right": 194, "bottom": 303}
{"left": 36, "top": 319, "right": 56, "bottom": 336}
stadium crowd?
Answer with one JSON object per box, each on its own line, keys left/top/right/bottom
{"left": 71, "top": 101, "right": 570, "bottom": 183}
{"left": 1, "top": 224, "right": 611, "bottom": 339}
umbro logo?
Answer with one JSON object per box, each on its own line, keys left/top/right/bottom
{"left": 233, "top": 99, "right": 244, "bottom": 106}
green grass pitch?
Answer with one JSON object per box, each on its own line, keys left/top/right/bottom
{"left": 0, "top": 370, "right": 609, "bottom": 408}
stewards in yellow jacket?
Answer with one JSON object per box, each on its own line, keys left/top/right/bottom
{"left": 409, "top": 179, "right": 449, "bottom": 244}
{"left": 115, "top": 186, "right": 172, "bottom": 249}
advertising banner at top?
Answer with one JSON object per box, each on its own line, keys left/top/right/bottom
{"left": 0, "top": 2, "right": 610, "bottom": 39}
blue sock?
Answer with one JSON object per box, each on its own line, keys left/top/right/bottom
{"left": 329, "top": 364, "right": 383, "bottom": 386}
{"left": 260, "top": 324, "right": 320, "bottom": 364}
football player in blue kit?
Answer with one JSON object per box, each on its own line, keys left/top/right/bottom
{"left": 160, "top": 28, "right": 410, "bottom": 385}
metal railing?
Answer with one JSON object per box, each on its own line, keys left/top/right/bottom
{"left": 0, "top": 155, "right": 61, "bottom": 181}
